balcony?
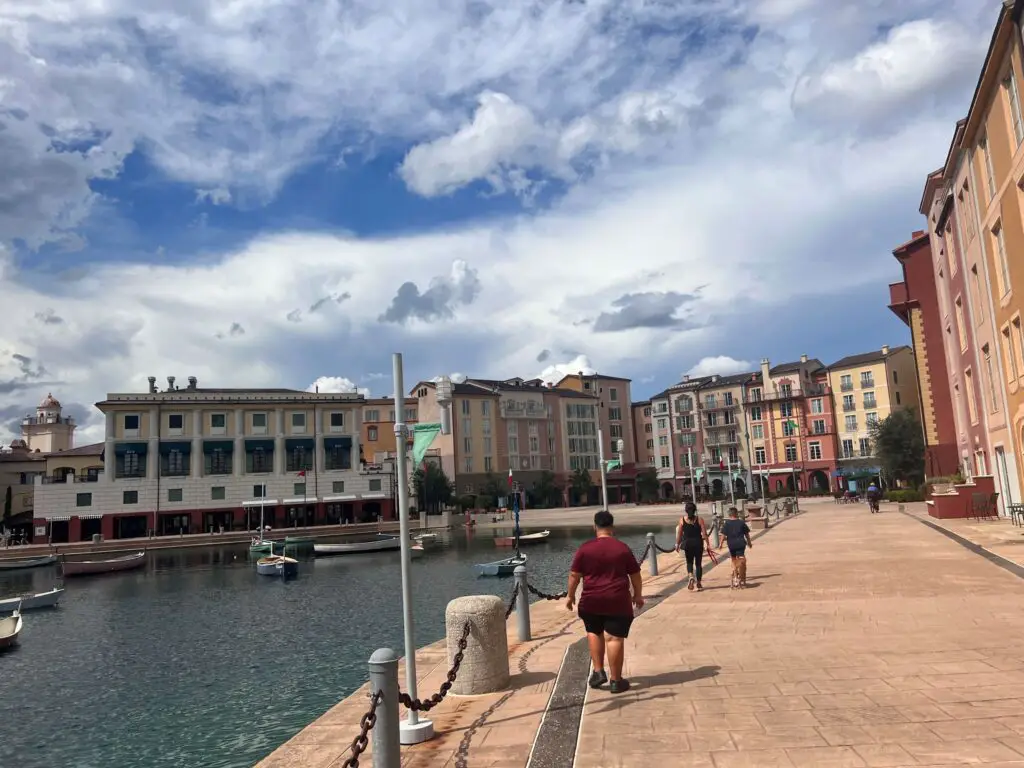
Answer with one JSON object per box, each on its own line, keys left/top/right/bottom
{"left": 860, "top": 378, "right": 875, "bottom": 389}
{"left": 698, "top": 399, "right": 738, "bottom": 411}
{"left": 843, "top": 403, "right": 856, "bottom": 412}
{"left": 744, "top": 386, "right": 826, "bottom": 403}
{"left": 21, "top": 415, "right": 75, "bottom": 426}
{"left": 499, "top": 400, "right": 549, "bottom": 419}
{"left": 840, "top": 382, "right": 854, "bottom": 392}
{"left": 863, "top": 400, "right": 877, "bottom": 410}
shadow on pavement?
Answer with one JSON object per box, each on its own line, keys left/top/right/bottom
{"left": 629, "top": 665, "right": 721, "bottom": 690}
{"left": 508, "top": 670, "right": 557, "bottom": 690}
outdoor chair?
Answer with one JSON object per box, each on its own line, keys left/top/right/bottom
{"left": 1008, "top": 503, "right": 1024, "bottom": 527}
{"left": 969, "top": 491, "right": 999, "bottom": 520}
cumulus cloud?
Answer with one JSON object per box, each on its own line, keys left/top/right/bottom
{"left": 686, "top": 357, "right": 754, "bottom": 378}
{"left": 379, "top": 260, "right": 481, "bottom": 325}
{"left": 538, "top": 355, "right": 597, "bottom": 385}
{"left": 593, "top": 291, "right": 701, "bottom": 332}
{"left": 307, "top": 376, "right": 370, "bottom": 397}
{"left": 196, "top": 187, "right": 232, "bottom": 206}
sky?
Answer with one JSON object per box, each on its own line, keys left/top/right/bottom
{"left": 0, "top": 0, "right": 996, "bottom": 444}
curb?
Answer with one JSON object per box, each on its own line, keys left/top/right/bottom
{"left": 901, "top": 511, "right": 1024, "bottom": 580}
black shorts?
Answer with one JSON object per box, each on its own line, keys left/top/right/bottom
{"left": 728, "top": 545, "right": 746, "bottom": 558}
{"left": 579, "top": 612, "right": 633, "bottom": 638}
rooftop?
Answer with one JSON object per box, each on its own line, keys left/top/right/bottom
{"left": 829, "top": 346, "right": 911, "bottom": 370}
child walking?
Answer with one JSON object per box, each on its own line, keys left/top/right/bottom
{"left": 720, "top": 507, "right": 753, "bottom": 588}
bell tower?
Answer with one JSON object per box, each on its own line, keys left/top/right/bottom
{"left": 21, "top": 393, "right": 76, "bottom": 453}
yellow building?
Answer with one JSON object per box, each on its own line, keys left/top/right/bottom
{"left": 827, "top": 346, "right": 920, "bottom": 466}
{"left": 360, "top": 397, "right": 417, "bottom": 463}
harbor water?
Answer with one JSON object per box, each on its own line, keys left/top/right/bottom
{"left": 0, "top": 524, "right": 673, "bottom": 768}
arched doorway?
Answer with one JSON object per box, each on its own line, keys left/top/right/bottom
{"left": 775, "top": 479, "right": 784, "bottom": 492}
{"left": 734, "top": 478, "right": 746, "bottom": 497}
{"left": 809, "top": 470, "right": 829, "bottom": 492}
{"left": 711, "top": 478, "right": 724, "bottom": 496}
{"left": 660, "top": 482, "right": 674, "bottom": 499}
{"left": 785, "top": 475, "right": 795, "bottom": 492}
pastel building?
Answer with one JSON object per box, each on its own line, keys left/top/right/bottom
{"left": 31, "top": 378, "right": 390, "bottom": 542}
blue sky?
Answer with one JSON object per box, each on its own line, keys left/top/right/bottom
{"left": 0, "top": 0, "right": 995, "bottom": 442}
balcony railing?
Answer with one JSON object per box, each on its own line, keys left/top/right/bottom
{"left": 744, "top": 386, "right": 826, "bottom": 403}
{"left": 860, "top": 378, "right": 875, "bottom": 389}
{"left": 698, "top": 400, "right": 738, "bottom": 411}
{"left": 500, "top": 401, "right": 550, "bottom": 419}
{"left": 863, "top": 400, "right": 877, "bottom": 409}
{"left": 840, "top": 383, "right": 854, "bottom": 392}
{"left": 843, "top": 403, "right": 856, "bottom": 412}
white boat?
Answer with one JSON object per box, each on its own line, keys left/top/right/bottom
{"left": 256, "top": 555, "right": 298, "bottom": 577}
{"left": 475, "top": 553, "right": 528, "bottom": 577}
{"left": 494, "top": 530, "right": 550, "bottom": 547}
{"left": 0, "top": 554, "right": 58, "bottom": 571}
{"left": 314, "top": 535, "right": 403, "bottom": 556}
{"left": 0, "top": 610, "right": 23, "bottom": 650}
{"left": 0, "top": 587, "right": 63, "bottom": 612}
{"left": 413, "top": 533, "right": 438, "bottom": 547}
{"left": 62, "top": 551, "right": 146, "bottom": 576}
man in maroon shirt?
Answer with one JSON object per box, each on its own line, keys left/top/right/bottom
{"left": 565, "top": 510, "right": 644, "bottom": 693}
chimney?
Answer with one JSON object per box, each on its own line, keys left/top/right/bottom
{"left": 881, "top": 344, "right": 890, "bottom": 355}
{"left": 166, "top": 376, "right": 176, "bottom": 392}
{"left": 800, "top": 354, "right": 808, "bottom": 363}
{"left": 682, "top": 374, "right": 690, "bottom": 382}
{"left": 711, "top": 375, "right": 719, "bottom": 383}
{"left": 187, "top": 376, "right": 198, "bottom": 390}
{"left": 147, "top": 376, "right": 157, "bottom": 394}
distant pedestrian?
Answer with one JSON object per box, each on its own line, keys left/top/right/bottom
{"left": 720, "top": 507, "right": 752, "bottom": 588}
{"left": 675, "top": 502, "right": 710, "bottom": 591}
{"left": 865, "top": 481, "right": 881, "bottom": 514}
{"left": 565, "top": 510, "right": 644, "bottom": 694}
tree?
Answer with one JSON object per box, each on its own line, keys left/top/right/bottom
{"left": 531, "top": 470, "right": 562, "bottom": 508}
{"left": 569, "top": 467, "right": 593, "bottom": 506}
{"left": 869, "top": 407, "right": 925, "bottom": 486}
{"left": 412, "top": 463, "right": 454, "bottom": 514}
{"left": 636, "top": 467, "right": 659, "bottom": 503}
{"left": 478, "top": 473, "right": 503, "bottom": 510}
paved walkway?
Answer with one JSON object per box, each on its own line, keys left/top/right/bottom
{"left": 578, "top": 506, "right": 1024, "bottom": 767}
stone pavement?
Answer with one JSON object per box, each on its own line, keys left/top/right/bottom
{"left": 905, "top": 507, "right": 1024, "bottom": 569}
{"left": 578, "top": 505, "right": 1024, "bottom": 767}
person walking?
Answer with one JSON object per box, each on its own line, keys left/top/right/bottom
{"left": 720, "top": 507, "right": 753, "bottom": 588}
{"left": 675, "top": 502, "right": 710, "bottom": 591}
{"left": 865, "top": 481, "right": 881, "bottom": 514}
{"left": 565, "top": 510, "right": 644, "bottom": 693}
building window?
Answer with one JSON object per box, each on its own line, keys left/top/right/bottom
{"left": 76, "top": 492, "right": 92, "bottom": 507}
{"left": 859, "top": 438, "right": 871, "bottom": 457}
{"left": 168, "top": 414, "right": 184, "bottom": 434}
{"left": 211, "top": 413, "right": 227, "bottom": 434}
{"left": 367, "top": 426, "right": 378, "bottom": 441}
{"left": 895, "top": 392, "right": 901, "bottom": 405}
{"left": 247, "top": 448, "right": 272, "bottom": 474}
{"left": 123, "top": 414, "right": 140, "bottom": 436}
{"left": 840, "top": 375, "right": 853, "bottom": 391}
{"left": 1008, "top": 73, "right": 1024, "bottom": 146}
{"left": 417, "top": 387, "right": 428, "bottom": 398}
{"left": 365, "top": 409, "right": 380, "bottom": 422}
{"left": 286, "top": 447, "right": 312, "bottom": 472}
{"left": 253, "top": 484, "right": 267, "bottom": 498}
{"left": 162, "top": 449, "right": 188, "bottom": 477}
{"left": 784, "top": 444, "right": 797, "bottom": 462}
{"left": 168, "top": 488, "right": 183, "bottom": 502}
{"left": 461, "top": 399, "right": 471, "bottom": 416}
{"left": 294, "top": 482, "right": 306, "bottom": 495}
{"left": 211, "top": 486, "right": 226, "bottom": 500}
{"left": 705, "top": 413, "right": 718, "bottom": 427}
{"left": 326, "top": 446, "right": 351, "bottom": 470}
{"left": 859, "top": 371, "right": 874, "bottom": 388}
{"left": 1002, "top": 324, "right": 1018, "bottom": 381}
{"left": 332, "top": 481, "right": 345, "bottom": 493}
{"left": 463, "top": 437, "right": 472, "bottom": 455}
{"left": 970, "top": 265, "right": 985, "bottom": 324}
{"left": 463, "top": 456, "right": 472, "bottom": 473}
{"left": 955, "top": 297, "right": 968, "bottom": 351}
{"left": 480, "top": 400, "right": 491, "bottom": 417}
{"left": 608, "top": 407, "right": 622, "bottom": 421}
{"left": 369, "top": 478, "right": 382, "bottom": 492}
{"left": 841, "top": 440, "right": 854, "bottom": 459}
{"left": 646, "top": 439, "right": 654, "bottom": 449}
{"left": 994, "top": 223, "right": 1011, "bottom": 295}
{"left": 484, "top": 456, "right": 493, "bottom": 471}
{"left": 779, "top": 383, "right": 792, "bottom": 398}
{"left": 779, "top": 402, "right": 793, "bottom": 418}
{"left": 658, "top": 435, "right": 668, "bottom": 446}
{"left": 812, "top": 419, "right": 826, "bottom": 434}
{"left": 117, "top": 450, "right": 145, "bottom": 479}
{"left": 724, "top": 392, "right": 734, "bottom": 406}
{"left": 892, "top": 369, "right": 899, "bottom": 384}
{"left": 251, "top": 412, "right": 268, "bottom": 434}
{"left": 749, "top": 388, "right": 762, "bottom": 402}
{"left": 983, "top": 345, "right": 999, "bottom": 412}
{"left": 810, "top": 399, "right": 823, "bottom": 414}
{"left": 965, "top": 368, "right": 978, "bottom": 424}
{"left": 610, "top": 387, "right": 618, "bottom": 401}
{"left": 660, "top": 456, "right": 670, "bottom": 468}
{"left": 981, "top": 135, "right": 996, "bottom": 199}
{"left": 782, "top": 421, "right": 796, "bottom": 437}
{"left": 866, "top": 412, "right": 878, "bottom": 428}
{"left": 123, "top": 490, "right": 138, "bottom": 504}
{"left": 405, "top": 408, "right": 416, "bottom": 421}
{"left": 751, "top": 425, "right": 764, "bottom": 440}
{"left": 809, "top": 442, "right": 822, "bottom": 460}
{"left": 330, "top": 412, "right": 345, "bottom": 431}
{"left": 754, "top": 447, "right": 766, "bottom": 464}
{"left": 863, "top": 393, "right": 877, "bottom": 409}
{"left": 206, "top": 449, "right": 231, "bottom": 475}
{"left": 749, "top": 406, "right": 762, "bottom": 421}
{"left": 845, "top": 415, "right": 857, "bottom": 432}
{"left": 290, "top": 412, "right": 306, "bottom": 433}
{"left": 842, "top": 395, "right": 855, "bottom": 412}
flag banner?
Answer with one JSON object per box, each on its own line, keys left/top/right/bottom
{"left": 507, "top": 467, "right": 514, "bottom": 486}
{"left": 694, "top": 468, "right": 705, "bottom": 481}
{"left": 606, "top": 459, "right": 622, "bottom": 471}
{"left": 411, "top": 423, "right": 442, "bottom": 465}
{"left": 297, "top": 470, "right": 306, "bottom": 477}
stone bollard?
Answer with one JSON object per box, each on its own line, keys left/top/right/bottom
{"left": 513, "top": 565, "right": 531, "bottom": 642}
{"left": 646, "top": 532, "right": 658, "bottom": 576}
{"left": 445, "top": 596, "right": 510, "bottom": 695}
{"left": 898, "top": 503, "right": 905, "bottom": 514}
{"left": 368, "top": 648, "right": 401, "bottom": 768}
{"left": 711, "top": 514, "right": 721, "bottom": 549}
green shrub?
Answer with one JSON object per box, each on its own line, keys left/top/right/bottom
{"left": 885, "top": 490, "right": 924, "bottom": 503}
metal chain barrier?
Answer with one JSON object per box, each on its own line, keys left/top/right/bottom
{"left": 398, "top": 621, "right": 471, "bottom": 712}
{"left": 340, "top": 689, "right": 382, "bottom": 768}
{"left": 504, "top": 584, "right": 518, "bottom": 619}
{"left": 633, "top": 540, "right": 652, "bottom": 564}
{"left": 654, "top": 542, "right": 675, "bottom": 554}
{"left": 526, "top": 582, "right": 569, "bottom": 600}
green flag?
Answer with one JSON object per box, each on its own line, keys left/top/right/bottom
{"left": 411, "top": 423, "right": 442, "bottom": 465}
{"left": 786, "top": 419, "right": 799, "bottom": 431}
{"left": 694, "top": 468, "right": 705, "bottom": 481}
{"left": 606, "top": 459, "right": 622, "bottom": 471}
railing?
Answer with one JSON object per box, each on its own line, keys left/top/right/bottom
{"left": 499, "top": 401, "right": 550, "bottom": 419}
{"left": 840, "top": 383, "right": 854, "bottom": 392}
{"left": 860, "top": 379, "right": 875, "bottom": 389}
{"left": 744, "top": 387, "right": 825, "bottom": 403}
{"left": 863, "top": 400, "right": 877, "bottom": 409}
{"left": 843, "top": 404, "right": 856, "bottom": 412}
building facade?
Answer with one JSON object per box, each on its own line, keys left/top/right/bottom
{"left": 360, "top": 397, "right": 418, "bottom": 462}
{"left": 32, "top": 379, "right": 392, "bottom": 542}
{"left": 889, "top": 232, "right": 961, "bottom": 476}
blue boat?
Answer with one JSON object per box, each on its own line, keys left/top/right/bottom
{"left": 475, "top": 485, "right": 527, "bottom": 577}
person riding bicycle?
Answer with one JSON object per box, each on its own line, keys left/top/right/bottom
{"left": 865, "top": 481, "right": 881, "bottom": 514}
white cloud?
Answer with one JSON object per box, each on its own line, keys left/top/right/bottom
{"left": 307, "top": 376, "right": 370, "bottom": 397}
{"left": 537, "top": 355, "right": 597, "bottom": 385}
{"left": 196, "top": 187, "right": 233, "bottom": 206}
{"left": 687, "top": 357, "right": 754, "bottom": 378}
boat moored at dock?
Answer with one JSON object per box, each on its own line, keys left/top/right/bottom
{"left": 62, "top": 551, "right": 146, "bottom": 577}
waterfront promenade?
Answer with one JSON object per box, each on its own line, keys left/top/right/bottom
{"left": 259, "top": 502, "right": 1024, "bottom": 767}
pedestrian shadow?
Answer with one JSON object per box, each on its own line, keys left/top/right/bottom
{"left": 701, "top": 582, "right": 762, "bottom": 590}
{"left": 508, "top": 670, "right": 557, "bottom": 690}
{"left": 629, "top": 665, "right": 721, "bottom": 690}
{"left": 587, "top": 691, "right": 675, "bottom": 713}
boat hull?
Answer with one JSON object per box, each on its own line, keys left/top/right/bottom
{"left": 284, "top": 536, "right": 314, "bottom": 546}
{"left": 62, "top": 552, "right": 146, "bottom": 576}
{"left": 494, "top": 530, "right": 551, "bottom": 547}
{"left": 0, "top": 612, "right": 22, "bottom": 650}
{"left": 314, "top": 535, "right": 403, "bottom": 556}
{"left": 475, "top": 554, "right": 528, "bottom": 577}
{"left": 0, "top": 587, "right": 63, "bottom": 612}
{"left": 256, "top": 555, "right": 299, "bottom": 577}
{"left": 249, "top": 541, "right": 283, "bottom": 555}
{"left": 0, "top": 555, "right": 58, "bottom": 571}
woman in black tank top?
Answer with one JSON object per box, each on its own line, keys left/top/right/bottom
{"left": 675, "top": 502, "right": 710, "bottom": 591}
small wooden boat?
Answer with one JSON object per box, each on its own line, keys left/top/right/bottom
{"left": 413, "top": 533, "right": 438, "bottom": 548}
{"left": 256, "top": 555, "right": 298, "bottom": 577}
{"left": 284, "top": 535, "right": 315, "bottom": 546}
{"left": 0, "top": 587, "right": 63, "bottom": 612}
{"left": 62, "top": 551, "right": 146, "bottom": 577}
{"left": 475, "top": 553, "right": 528, "bottom": 577}
{"left": 249, "top": 540, "right": 283, "bottom": 555}
{"left": 314, "top": 535, "right": 403, "bottom": 556}
{"left": 494, "top": 530, "right": 550, "bottom": 548}
{"left": 0, "top": 609, "right": 22, "bottom": 650}
{"left": 0, "top": 554, "right": 58, "bottom": 571}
